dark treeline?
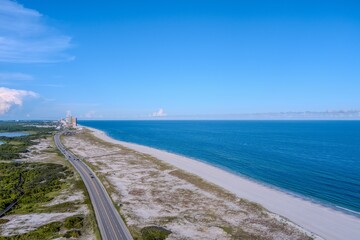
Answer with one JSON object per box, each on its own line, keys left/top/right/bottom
{"left": 0, "top": 121, "right": 54, "bottom": 132}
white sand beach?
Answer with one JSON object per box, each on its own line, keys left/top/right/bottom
{"left": 85, "top": 126, "right": 360, "bottom": 240}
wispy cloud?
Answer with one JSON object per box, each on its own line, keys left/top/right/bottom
{"left": 0, "top": 72, "right": 33, "bottom": 81}
{"left": 0, "top": 87, "right": 38, "bottom": 114}
{"left": 81, "top": 110, "right": 103, "bottom": 119}
{"left": 151, "top": 108, "right": 167, "bottom": 117}
{"left": 0, "top": 0, "right": 73, "bottom": 63}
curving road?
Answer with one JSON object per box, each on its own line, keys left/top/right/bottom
{"left": 54, "top": 131, "right": 133, "bottom": 240}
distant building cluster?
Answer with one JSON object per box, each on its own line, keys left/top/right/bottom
{"left": 60, "top": 115, "right": 77, "bottom": 128}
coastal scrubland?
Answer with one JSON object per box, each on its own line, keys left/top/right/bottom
{"left": 63, "top": 128, "right": 314, "bottom": 240}
{"left": 0, "top": 122, "right": 52, "bottom": 160}
{"left": 0, "top": 122, "right": 96, "bottom": 239}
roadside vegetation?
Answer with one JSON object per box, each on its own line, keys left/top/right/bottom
{"left": 140, "top": 226, "right": 171, "bottom": 240}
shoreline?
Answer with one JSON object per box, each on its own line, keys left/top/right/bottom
{"left": 82, "top": 125, "right": 360, "bottom": 240}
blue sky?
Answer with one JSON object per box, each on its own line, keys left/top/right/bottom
{"left": 0, "top": 0, "right": 359, "bottom": 119}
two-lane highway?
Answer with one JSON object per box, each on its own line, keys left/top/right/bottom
{"left": 54, "top": 131, "right": 133, "bottom": 240}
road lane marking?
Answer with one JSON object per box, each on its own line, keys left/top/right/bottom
{"left": 78, "top": 163, "right": 119, "bottom": 240}
{"left": 55, "top": 133, "right": 131, "bottom": 239}
{"left": 55, "top": 136, "right": 113, "bottom": 240}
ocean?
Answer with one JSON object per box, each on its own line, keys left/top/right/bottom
{"left": 79, "top": 120, "right": 360, "bottom": 215}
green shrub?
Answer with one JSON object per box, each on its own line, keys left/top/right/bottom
{"left": 63, "top": 230, "right": 81, "bottom": 238}
{"left": 0, "top": 218, "right": 9, "bottom": 224}
{"left": 141, "top": 226, "right": 171, "bottom": 240}
{"left": 64, "top": 215, "right": 84, "bottom": 229}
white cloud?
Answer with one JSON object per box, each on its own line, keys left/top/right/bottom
{"left": 0, "top": 72, "right": 33, "bottom": 81}
{"left": 0, "top": 0, "right": 73, "bottom": 63}
{"left": 0, "top": 87, "right": 38, "bottom": 114}
{"left": 84, "top": 111, "right": 95, "bottom": 118}
{"left": 151, "top": 108, "right": 167, "bottom": 117}
{"left": 82, "top": 110, "right": 103, "bottom": 119}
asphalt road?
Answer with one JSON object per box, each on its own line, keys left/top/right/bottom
{"left": 54, "top": 132, "right": 133, "bottom": 240}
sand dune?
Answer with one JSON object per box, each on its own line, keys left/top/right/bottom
{"left": 86, "top": 126, "right": 360, "bottom": 240}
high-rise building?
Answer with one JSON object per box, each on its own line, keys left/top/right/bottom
{"left": 66, "top": 116, "right": 71, "bottom": 125}
{"left": 71, "top": 117, "right": 77, "bottom": 127}
{"left": 61, "top": 113, "right": 77, "bottom": 128}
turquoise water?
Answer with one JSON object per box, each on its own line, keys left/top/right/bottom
{"left": 0, "top": 141, "right": 3, "bottom": 145}
{"left": 0, "top": 132, "right": 29, "bottom": 137}
{"left": 79, "top": 120, "right": 360, "bottom": 215}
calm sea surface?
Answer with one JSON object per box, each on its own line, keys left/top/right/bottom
{"left": 79, "top": 120, "right": 360, "bottom": 215}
